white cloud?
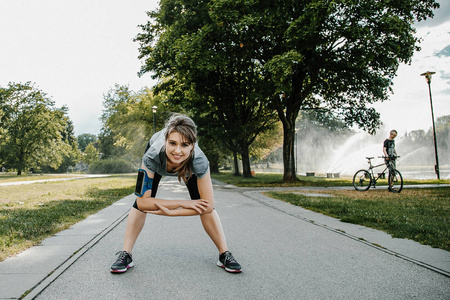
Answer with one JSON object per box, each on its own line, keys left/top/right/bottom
{"left": 372, "top": 20, "right": 450, "bottom": 136}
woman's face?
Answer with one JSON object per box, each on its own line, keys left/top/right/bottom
{"left": 165, "top": 131, "right": 194, "bottom": 165}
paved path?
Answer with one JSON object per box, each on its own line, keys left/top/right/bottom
{"left": 0, "top": 178, "right": 449, "bottom": 299}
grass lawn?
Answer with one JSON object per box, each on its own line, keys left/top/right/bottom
{"left": 212, "top": 172, "right": 450, "bottom": 251}
{"left": 0, "top": 175, "right": 135, "bottom": 261}
{"left": 265, "top": 188, "right": 450, "bottom": 251}
{"left": 211, "top": 172, "right": 450, "bottom": 187}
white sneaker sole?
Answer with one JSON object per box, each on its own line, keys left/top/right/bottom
{"left": 217, "top": 261, "right": 242, "bottom": 273}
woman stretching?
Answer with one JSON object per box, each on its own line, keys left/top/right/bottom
{"left": 111, "top": 114, "right": 242, "bottom": 273}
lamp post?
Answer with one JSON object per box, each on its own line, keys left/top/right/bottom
{"left": 152, "top": 106, "right": 157, "bottom": 134}
{"left": 420, "top": 71, "right": 440, "bottom": 180}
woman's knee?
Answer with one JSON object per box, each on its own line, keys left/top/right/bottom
{"left": 133, "top": 198, "right": 147, "bottom": 213}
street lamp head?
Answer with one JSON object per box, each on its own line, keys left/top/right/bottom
{"left": 152, "top": 106, "right": 158, "bottom": 113}
{"left": 420, "top": 71, "right": 436, "bottom": 84}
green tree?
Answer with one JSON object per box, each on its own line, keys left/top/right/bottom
{"left": 135, "top": 0, "right": 278, "bottom": 177}
{"left": 0, "top": 103, "right": 7, "bottom": 167}
{"left": 42, "top": 113, "right": 81, "bottom": 173}
{"left": 83, "top": 143, "right": 99, "bottom": 166}
{"left": 77, "top": 133, "right": 97, "bottom": 152}
{"left": 0, "top": 82, "right": 72, "bottom": 175}
{"left": 261, "top": 0, "right": 439, "bottom": 180}
{"left": 100, "top": 84, "right": 172, "bottom": 161}
{"left": 97, "top": 127, "right": 124, "bottom": 159}
{"left": 249, "top": 121, "right": 283, "bottom": 163}
{"left": 136, "top": 0, "right": 439, "bottom": 181}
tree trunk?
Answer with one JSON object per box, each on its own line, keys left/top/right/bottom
{"left": 209, "top": 160, "right": 220, "bottom": 173}
{"left": 276, "top": 89, "right": 301, "bottom": 182}
{"left": 206, "top": 151, "right": 220, "bottom": 173}
{"left": 277, "top": 98, "right": 299, "bottom": 182}
{"left": 17, "top": 150, "right": 26, "bottom": 176}
{"left": 282, "top": 125, "right": 297, "bottom": 181}
{"left": 240, "top": 143, "right": 252, "bottom": 178}
{"left": 232, "top": 151, "right": 241, "bottom": 176}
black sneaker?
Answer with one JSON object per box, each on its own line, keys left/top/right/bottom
{"left": 217, "top": 251, "right": 242, "bottom": 273}
{"left": 111, "top": 251, "right": 134, "bottom": 273}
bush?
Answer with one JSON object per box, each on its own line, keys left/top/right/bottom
{"left": 88, "top": 158, "right": 136, "bottom": 174}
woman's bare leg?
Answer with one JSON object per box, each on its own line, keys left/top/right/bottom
{"left": 200, "top": 210, "right": 228, "bottom": 254}
{"left": 123, "top": 207, "right": 147, "bottom": 253}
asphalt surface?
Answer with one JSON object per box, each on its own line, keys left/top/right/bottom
{"left": 0, "top": 177, "right": 449, "bottom": 299}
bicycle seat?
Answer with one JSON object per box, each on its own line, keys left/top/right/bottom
{"left": 366, "top": 157, "right": 374, "bottom": 160}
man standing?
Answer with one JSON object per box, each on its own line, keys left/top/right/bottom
{"left": 383, "top": 130, "right": 398, "bottom": 191}
{"left": 383, "top": 129, "right": 398, "bottom": 167}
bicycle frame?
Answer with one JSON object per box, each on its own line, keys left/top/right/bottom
{"left": 353, "top": 156, "right": 402, "bottom": 193}
{"left": 366, "top": 158, "right": 392, "bottom": 187}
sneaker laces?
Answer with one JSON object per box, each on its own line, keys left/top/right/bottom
{"left": 224, "top": 252, "right": 237, "bottom": 264}
{"left": 115, "top": 251, "right": 130, "bottom": 263}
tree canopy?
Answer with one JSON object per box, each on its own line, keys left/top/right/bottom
{"left": 135, "top": 0, "right": 439, "bottom": 181}
{"left": 77, "top": 133, "right": 97, "bottom": 152}
{"left": 135, "top": 0, "right": 279, "bottom": 177}
{"left": 0, "top": 82, "right": 78, "bottom": 174}
{"left": 265, "top": 0, "right": 438, "bottom": 180}
{"left": 99, "top": 84, "right": 171, "bottom": 161}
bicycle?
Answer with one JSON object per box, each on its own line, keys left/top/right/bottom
{"left": 353, "top": 156, "right": 403, "bottom": 193}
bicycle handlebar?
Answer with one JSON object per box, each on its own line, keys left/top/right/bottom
{"left": 366, "top": 156, "right": 400, "bottom": 162}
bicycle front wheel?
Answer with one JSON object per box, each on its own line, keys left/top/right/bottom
{"left": 389, "top": 169, "right": 403, "bottom": 193}
{"left": 353, "top": 169, "right": 371, "bottom": 191}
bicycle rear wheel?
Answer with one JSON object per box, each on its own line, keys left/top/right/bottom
{"left": 353, "top": 169, "right": 371, "bottom": 191}
{"left": 389, "top": 169, "right": 403, "bottom": 193}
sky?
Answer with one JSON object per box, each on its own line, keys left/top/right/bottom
{"left": 1, "top": 0, "right": 449, "bottom": 136}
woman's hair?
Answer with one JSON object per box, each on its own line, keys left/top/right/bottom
{"left": 164, "top": 114, "right": 197, "bottom": 183}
